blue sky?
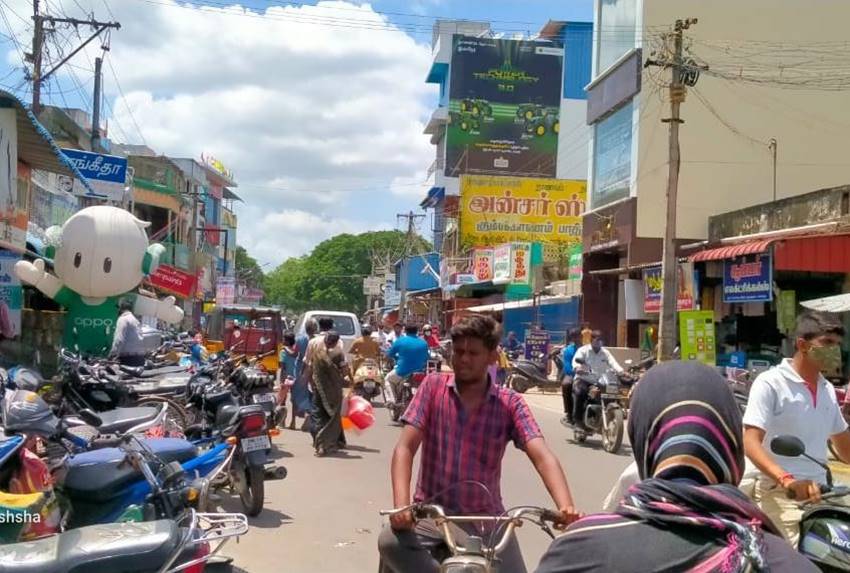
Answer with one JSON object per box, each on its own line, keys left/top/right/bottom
{"left": 0, "top": 0, "right": 594, "bottom": 265}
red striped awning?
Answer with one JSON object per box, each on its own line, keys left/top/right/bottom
{"left": 689, "top": 239, "right": 773, "bottom": 262}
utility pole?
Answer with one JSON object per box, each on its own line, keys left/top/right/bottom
{"left": 396, "top": 210, "right": 425, "bottom": 321}
{"left": 28, "top": 1, "right": 120, "bottom": 115}
{"left": 647, "top": 18, "right": 701, "bottom": 361}
{"left": 91, "top": 56, "right": 102, "bottom": 149}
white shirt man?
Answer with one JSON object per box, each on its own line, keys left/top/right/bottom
{"left": 572, "top": 343, "right": 624, "bottom": 374}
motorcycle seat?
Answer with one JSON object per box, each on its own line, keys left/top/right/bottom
{"left": 120, "top": 364, "right": 187, "bottom": 379}
{"left": 206, "top": 389, "right": 236, "bottom": 408}
{"left": 63, "top": 438, "right": 198, "bottom": 503}
{"left": 127, "top": 375, "right": 191, "bottom": 396}
{"left": 95, "top": 405, "right": 161, "bottom": 435}
{"left": 0, "top": 519, "right": 183, "bottom": 573}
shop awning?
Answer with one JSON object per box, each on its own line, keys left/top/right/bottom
{"left": 689, "top": 239, "right": 773, "bottom": 262}
{"left": 801, "top": 293, "right": 850, "bottom": 313}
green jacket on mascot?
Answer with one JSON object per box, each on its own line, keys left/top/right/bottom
{"left": 14, "top": 206, "right": 185, "bottom": 355}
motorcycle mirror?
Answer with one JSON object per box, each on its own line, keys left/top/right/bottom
{"left": 78, "top": 409, "right": 103, "bottom": 428}
{"left": 770, "top": 435, "right": 805, "bottom": 457}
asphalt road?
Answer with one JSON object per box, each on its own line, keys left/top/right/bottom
{"left": 219, "top": 389, "right": 633, "bottom": 573}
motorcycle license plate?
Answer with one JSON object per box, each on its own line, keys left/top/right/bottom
{"left": 242, "top": 435, "right": 271, "bottom": 452}
{"left": 601, "top": 394, "right": 620, "bottom": 400}
{"left": 253, "top": 393, "right": 276, "bottom": 405}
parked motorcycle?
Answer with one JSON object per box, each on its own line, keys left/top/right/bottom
{"left": 570, "top": 358, "right": 633, "bottom": 454}
{"left": 508, "top": 350, "right": 560, "bottom": 394}
{"left": 771, "top": 434, "right": 850, "bottom": 570}
{"left": 378, "top": 503, "right": 560, "bottom": 573}
{"left": 352, "top": 358, "right": 383, "bottom": 404}
{"left": 0, "top": 511, "right": 248, "bottom": 573}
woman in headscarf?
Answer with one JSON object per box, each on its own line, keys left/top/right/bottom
{"left": 310, "top": 330, "right": 348, "bottom": 457}
{"left": 535, "top": 361, "right": 816, "bottom": 573}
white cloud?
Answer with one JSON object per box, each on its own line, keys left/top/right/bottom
{"left": 7, "top": 0, "right": 436, "bottom": 265}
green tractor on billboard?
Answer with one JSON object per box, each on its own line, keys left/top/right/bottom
{"left": 459, "top": 98, "right": 493, "bottom": 119}
{"left": 518, "top": 104, "right": 560, "bottom": 138}
{"left": 449, "top": 110, "right": 481, "bottom": 133}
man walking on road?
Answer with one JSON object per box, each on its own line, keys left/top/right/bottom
{"left": 378, "top": 314, "right": 579, "bottom": 572}
{"left": 110, "top": 298, "right": 145, "bottom": 366}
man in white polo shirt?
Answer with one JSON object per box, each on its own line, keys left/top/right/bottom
{"left": 743, "top": 311, "right": 850, "bottom": 545}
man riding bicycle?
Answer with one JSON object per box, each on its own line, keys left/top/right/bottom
{"left": 378, "top": 315, "right": 579, "bottom": 572}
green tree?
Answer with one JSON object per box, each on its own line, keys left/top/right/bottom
{"left": 264, "top": 230, "right": 430, "bottom": 314}
{"left": 234, "top": 245, "right": 265, "bottom": 289}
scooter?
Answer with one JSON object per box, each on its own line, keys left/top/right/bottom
{"left": 770, "top": 434, "right": 850, "bottom": 571}
{"left": 508, "top": 350, "right": 559, "bottom": 394}
{"left": 378, "top": 503, "right": 560, "bottom": 573}
{"left": 387, "top": 372, "right": 425, "bottom": 423}
{"left": 352, "top": 358, "right": 383, "bottom": 404}
{"left": 0, "top": 510, "right": 248, "bottom": 573}
{"left": 2, "top": 389, "right": 233, "bottom": 529}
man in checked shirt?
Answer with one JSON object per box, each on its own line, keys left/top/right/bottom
{"left": 378, "top": 314, "right": 580, "bottom": 572}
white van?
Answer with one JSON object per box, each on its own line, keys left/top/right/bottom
{"left": 295, "top": 311, "right": 362, "bottom": 354}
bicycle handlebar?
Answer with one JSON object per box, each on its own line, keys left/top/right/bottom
{"left": 379, "top": 504, "right": 559, "bottom": 556}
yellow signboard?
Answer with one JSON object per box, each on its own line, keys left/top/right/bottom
{"left": 460, "top": 175, "right": 586, "bottom": 248}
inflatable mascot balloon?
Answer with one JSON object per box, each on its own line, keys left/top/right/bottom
{"left": 14, "top": 206, "right": 184, "bottom": 355}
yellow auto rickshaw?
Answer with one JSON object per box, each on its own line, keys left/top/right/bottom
{"left": 204, "top": 304, "right": 283, "bottom": 374}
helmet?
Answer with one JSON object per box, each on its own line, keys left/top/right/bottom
{"left": 423, "top": 324, "right": 432, "bottom": 332}
{"left": 362, "top": 324, "right": 372, "bottom": 336}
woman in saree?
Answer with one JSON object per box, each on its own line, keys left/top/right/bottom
{"left": 310, "top": 331, "right": 348, "bottom": 457}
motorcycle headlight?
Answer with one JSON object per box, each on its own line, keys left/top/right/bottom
{"left": 441, "top": 556, "right": 489, "bottom": 573}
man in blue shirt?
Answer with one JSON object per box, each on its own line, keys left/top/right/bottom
{"left": 385, "top": 323, "right": 429, "bottom": 405}
{"left": 561, "top": 328, "right": 581, "bottom": 426}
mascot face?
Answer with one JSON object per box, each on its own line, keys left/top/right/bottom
{"left": 52, "top": 206, "right": 151, "bottom": 298}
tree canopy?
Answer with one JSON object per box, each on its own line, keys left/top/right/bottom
{"left": 264, "top": 230, "right": 430, "bottom": 315}
{"left": 234, "top": 245, "right": 265, "bottom": 289}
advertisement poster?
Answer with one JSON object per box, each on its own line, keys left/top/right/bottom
{"left": 384, "top": 277, "right": 401, "bottom": 307}
{"left": 524, "top": 328, "right": 551, "bottom": 365}
{"left": 679, "top": 310, "right": 716, "bottom": 366}
{"left": 472, "top": 248, "right": 494, "bottom": 282}
{"left": 0, "top": 249, "right": 21, "bottom": 338}
{"left": 643, "top": 263, "right": 696, "bottom": 313}
{"left": 723, "top": 253, "right": 772, "bottom": 303}
{"left": 460, "top": 175, "right": 586, "bottom": 248}
{"left": 61, "top": 148, "right": 129, "bottom": 201}
{"left": 0, "top": 110, "right": 24, "bottom": 252}
{"left": 777, "top": 289, "right": 797, "bottom": 334}
{"left": 149, "top": 264, "right": 196, "bottom": 299}
{"left": 493, "top": 244, "right": 512, "bottom": 282}
{"left": 446, "top": 36, "right": 563, "bottom": 178}
{"left": 568, "top": 244, "right": 583, "bottom": 280}
{"left": 511, "top": 242, "right": 531, "bottom": 284}
{"left": 215, "top": 277, "right": 236, "bottom": 305}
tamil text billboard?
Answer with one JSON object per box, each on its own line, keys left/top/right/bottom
{"left": 460, "top": 175, "right": 585, "bottom": 248}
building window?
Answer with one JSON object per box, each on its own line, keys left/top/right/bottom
{"left": 592, "top": 100, "right": 633, "bottom": 208}
{"left": 597, "top": 0, "right": 637, "bottom": 75}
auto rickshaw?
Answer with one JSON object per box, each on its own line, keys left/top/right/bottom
{"left": 204, "top": 304, "right": 283, "bottom": 374}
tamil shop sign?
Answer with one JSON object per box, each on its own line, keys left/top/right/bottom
{"left": 643, "top": 263, "right": 696, "bottom": 313}
{"left": 460, "top": 175, "right": 586, "bottom": 249}
{"left": 723, "top": 253, "right": 772, "bottom": 303}
{"left": 492, "top": 242, "right": 531, "bottom": 284}
{"left": 149, "top": 264, "right": 196, "bottom": 299}
{"left": 61, "top": 149, "right": 128, "bottom": 201}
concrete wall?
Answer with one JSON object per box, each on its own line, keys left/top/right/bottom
{"left": 634, "top": 0, "right": 850, "bottom": 240}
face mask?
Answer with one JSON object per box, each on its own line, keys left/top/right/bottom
{"left": 809, "top": 344, "right": 841, "bottom": 373}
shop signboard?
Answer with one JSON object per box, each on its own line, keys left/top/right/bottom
{"left": 493, "top": 244, "right": 512, "bottom": 282}
{"left": 215, "top": 276, "right": 236, "bottom": 305}
{"left": 679, "top": 310, "right": 716, "bottom": 366}
{"left": 150, "top": 264, "right": 196, "bottom": 299}
{"left": 511, "top": 242, "right": 531, "bottom": 284}
{"left": 777, "top": 290, "right": 797, "bottom": 334}
{"left": 524, "top": 328, "right": 551, "bottom": 365}
{"left": 568, "top": 244, "right": 583, "bottom": 280}
{"left": 384, "top": 277, "right": 401, "bottom": 307}
{"left": 239, "top": 288, "right": 264, "bottom": 305}
{"left": 723, "top": 253, "right": 772, "bottom": 303}
{"left": 61, "top": 148, "right": 128, "bottom": 201}
{"left": 472, "top": 248, "right": 494, "bottom": 282}
{"left": 0, "top": 249, "right": 21, "bottom": 338}
{"left": 643, "top": 263, "right": 696, "bottom": 313}
{"left": 0, "top": 110, "right": 24, "bottom": 253}
{"left": 460, "top": 175, "right": 586, "bottom": 249}
{"left": 363, "top": 276, "right": 383, "bottom": 296}
{"left": 446, "top": 36, "right": 563, "bottom": 178}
